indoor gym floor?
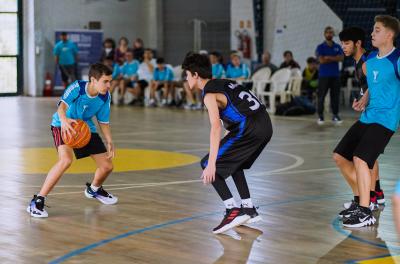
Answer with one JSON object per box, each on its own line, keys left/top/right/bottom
{"left": 1, "top": 96, "right": 400, "bottom": 264}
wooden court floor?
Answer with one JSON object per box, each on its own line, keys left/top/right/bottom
{"left": 1, "top": 97, "right": 400, "bottom": 264}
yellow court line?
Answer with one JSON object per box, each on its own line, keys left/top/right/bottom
{"left": 357, "top": 255, "right": 400, "bottom": 264}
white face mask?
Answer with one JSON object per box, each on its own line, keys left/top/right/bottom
{"left": 105, "top": 48, "right": 112, "bottom": 53}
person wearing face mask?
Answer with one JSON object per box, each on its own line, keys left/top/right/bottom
{"left": 100, "top": 38, "right": 116, "bottom": 62}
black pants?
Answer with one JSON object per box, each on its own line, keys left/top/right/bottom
{"left": 59, "top": 64, "right": 77, "bottom": 85}
{"left": 317, "top": 77, "right": 340, "bottom": 118}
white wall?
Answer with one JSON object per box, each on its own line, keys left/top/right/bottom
{"left": 264, "top": 0, "right": 342, "bottom": 69}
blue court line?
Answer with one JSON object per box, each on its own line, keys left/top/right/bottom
{"left": 331, "top": 218, "right": 400, "bottom": 250}
{"left": 49, "top": 193, "right": 351, "bottom": 264}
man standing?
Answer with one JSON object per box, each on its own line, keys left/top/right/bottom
{"left": 315, "top": 26, "right": 344, "bottom": 125}
{"left": 54, "top": 32, "right": 79, "bottom": 88}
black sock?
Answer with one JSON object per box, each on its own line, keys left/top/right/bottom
{"left": 354, "top": 196, "right": 359, "bottom": 203}
{"left": 232, "top": 170, "right": 251, "bottom": 199}
{"left": 370, "top": 190, "right": 377, "bottom": 199}
{"left": 359, "top": 205, "right": 371, "bottom": 213}
{"left": 375, "top": 180, "right": 381, "bottom": 192}
{"left": 212, "top": 174, "right": 233, "bottom": 201}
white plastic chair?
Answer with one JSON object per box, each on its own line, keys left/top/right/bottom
{"left": 287, "top": 76, "right": 303, "bottom": 99}
{"left": 251, "top": 67, "right": 272, "bottom": 97}
{"left": 256, "top": 68, "right": 291, "bottom": 114}
{"left": 291, "top": 68, "right": 302, "bottom": 77}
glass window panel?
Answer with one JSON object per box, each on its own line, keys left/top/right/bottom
{"left": 0, "top": 14, "right": 18, "bottom": 55}
{"left": 0, "top": 0, "right": 17, "bottom": 12}
{"left": 0, "top": 58, "right": 17, "bottom": 93}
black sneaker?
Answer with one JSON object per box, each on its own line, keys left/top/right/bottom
{"left": 26, "top": 195, "right": 48, "bottom": 218}
{"left": 213, "top": 207, "right": 250, "bottom": 234}
{"left": 241, "top": 206, "right": 262, "bottom": 224}
{"left": 339, "top": 200, "right": 358, "bottom": 219}
{"left": 376, "top": 190, "right": 385, "bottom": 204}
{"left": 343, "top": 206, "right": 376, "bottom": 228}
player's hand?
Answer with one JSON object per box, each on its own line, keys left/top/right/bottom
{"left": 352, "top": 94, "right": 368, "bottom": 112}
{"left": 61, "top": 118, "right": 77, "bottom": 139}
{"left": 201, "top": 164, "right": 216, "bottom": 185}
{"left": 106, "top": 141, "right": 115, "bottom": 159}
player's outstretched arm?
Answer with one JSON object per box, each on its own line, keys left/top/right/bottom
{"left": 202, "top": 93, "right": 221, "bottom": 185}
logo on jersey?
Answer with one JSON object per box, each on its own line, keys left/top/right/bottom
{"left": 228, "top": 83, "right": 239, "bottom": 90}
{"left": 83, "top": 105, "right": 89, "bottom": 112}
{"left": 373, "top": 71, "right": 379, "bottom": 82}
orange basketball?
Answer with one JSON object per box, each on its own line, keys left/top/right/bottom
{"left": 61, "top": 120, "right": 91, "bottom": 149}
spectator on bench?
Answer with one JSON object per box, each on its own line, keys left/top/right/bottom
{"left": 149, "top": 58, "right": 175, "bottom": 107}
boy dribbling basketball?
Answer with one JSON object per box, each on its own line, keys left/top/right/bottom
{"left": 27, "top": 63, "right": 118, "bottom": 218}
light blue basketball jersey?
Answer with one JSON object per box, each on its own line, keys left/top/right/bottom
{"left": 212, "top": 63, "right": 225, "bottom": 79}
{"left": 153, "top": 66, "right": 174, "bottom": 81}
{"left": 360, "top": 48, "right": 400, "bottom": 132}
{"left": 122, "top": 60, "right": 140, "bottom": 78}
{"left": 226, "top": 63, "right": 250, "bottom": 79}
{"left": 396, "top": 180, "right": 400, "bottom": 195}
{"left": 53, "top": 40, "right": 78, "bottom": 65}
{"left": 51, "top": 80, "right": 111, "bottom": 133}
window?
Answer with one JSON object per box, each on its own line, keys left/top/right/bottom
{"left": 0, "top": 0, "right": 21, "bottom": 95}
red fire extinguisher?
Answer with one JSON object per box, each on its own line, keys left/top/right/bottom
{"left": 43, "top": 72, "right": 53, "bottom": 96}
{"left": 241, "top": 31, "right": 251, "bottom": 59}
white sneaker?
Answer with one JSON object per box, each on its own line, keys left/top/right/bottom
{"left": 317, "top": 117, "right": 325, "bottom": 125}
{"left": 27, "top": 195, "right": 48, "bottom": 218}
{"left": 84, "top": 183, "right": 118, "bottom": 205}
{"left": 332, "top": 116, "right": 343, "bottom": 125}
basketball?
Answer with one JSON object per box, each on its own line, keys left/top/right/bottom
{"left": 61, "top": 119, "right": 91, "bottom": 148}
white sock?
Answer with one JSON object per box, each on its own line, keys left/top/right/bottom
{"left": 241, "top": 198, "right": 253, "bottom": 208}
{"left": 91, "top": 184, "right": 100, "bottom": 192}
{"left": 223, "top": 198, "right": 238, "bottom": 209}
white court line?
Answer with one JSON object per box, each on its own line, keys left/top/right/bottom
{"left": 252, "top": 150, "right": 304, "bottom": 175}
{"left": 113, "top": 129, "right": 198, "bottom": 137}
{"left": 23, "top": 149, "right": 305, "bottom": 196}
{"left": 113, "top": 139, "right": 209, "bottom": 146}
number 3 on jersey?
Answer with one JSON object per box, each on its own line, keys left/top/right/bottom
{"left": 238, "top": 90, "right": 260, "bottom": 110}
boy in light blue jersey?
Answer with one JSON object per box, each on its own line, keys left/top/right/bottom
{"left": 27, "top": 63, "right": 118, "bottom": 218}
{"left": 226, "top": 53, "right": 250, "bottom": 80}
{"left": 118, "top": 50, "right": 139, "bottom": 104}
{"left": 149, "top": 57, "right": 175, "bottom": 106}
{"left": 339, "top": 15, "right": 400, "bottom": 228}
{"left": 210, "top": 51, "right": 225, "bottom": 79}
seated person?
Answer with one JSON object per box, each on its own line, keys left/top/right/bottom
{"left": 302, "top": 57, "right": 319, "bottom": 100}
{"left": 118, "top": 50, "right": 139, "bottom": 104}
{"left": 226, "top": 53, "right": 250, "bottom": 80}
{"left": 279, "top": 50, "right": 301, "bottom": 69}
{"left": 209, "top": 51, "right": 225, "bottom": 79}
{"left": 149, "top": 58, "right": 174, "bottom": 106}
{"left": 128, "top": 48, "right": 156, "bottom": 105}
{"left": 252, "top": 51, "right": 278, "bottom": 75}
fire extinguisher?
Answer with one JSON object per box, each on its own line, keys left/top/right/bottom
{"left": 241, "top": 31, "right": 251, "bottom": 59}
{"left": 235, "top": 30, "right": 243, "bottom": 51}
{"left": 43, "top": 72, "right": 53, "bottom": 96}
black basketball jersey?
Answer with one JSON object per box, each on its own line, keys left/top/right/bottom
{"left": 202, "top": 79, "right": 266, "bottom": 130}
{"left": 354, "top": 51, "right": 369, "bottom": 94}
